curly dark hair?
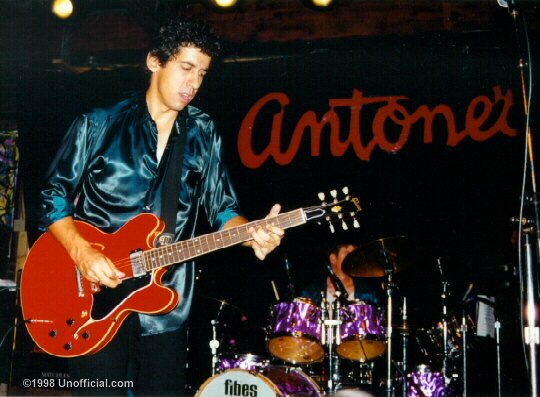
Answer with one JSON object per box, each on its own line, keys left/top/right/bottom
{"left": 148, "top": 17, "right": 221, "bottom": 65}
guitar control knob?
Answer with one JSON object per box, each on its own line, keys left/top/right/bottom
{"left": 66, "top": 319, "right": 75, "bottom": 326}
{"left": 82, "top": 332, "right": 90, "bottom": 340}
{"left": 49, "top": 330, "right": 57, "bottom": 338}
{"left": 64, "top": 343, "right": 72, "bottom": 351}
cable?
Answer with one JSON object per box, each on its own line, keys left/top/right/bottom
{"left": 512, "top": 0, "right": 535, "bottom": 384}
{"left": 0, "top": 321, "right": 28, "bottom": 352}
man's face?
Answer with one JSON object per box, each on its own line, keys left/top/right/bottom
{"left": 330, "top": 244, "right": 356, "bottom": 272}
{"left": 147, "top": 46, "right": 211, "bottom": 112}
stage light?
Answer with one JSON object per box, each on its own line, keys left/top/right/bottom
{"left": 312, "top": 0, "right": 333, "bottom": 7}
{"left": 213, "top": 0, "right": 238, "bottom": 8}
{"left": 52, "top": 0, "right": 74, "bottom": 19}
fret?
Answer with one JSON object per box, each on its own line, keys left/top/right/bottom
{"left": 204, "top": 234, "right": 214, "bottom": 252}
{"left": 193, "top": 237, "right": 203, "bottom": 256}
{"left": 220, "top": 229, "right": 231, "bottom": 247}
{"left": 184, "top": 239, "right": 192, "bottom": 259}
{"left": 165, "top": 244, "right": 174, "bottom": 265}
{"left": 148, "top": 249, "right": 157, "bottom": 270}
{"left": 178, "top": 242, "right": 186, "bottom": 262}
{"left": 214, "top": 231, "right": 224, "bottom": 249}
{"left": 142, "top": 250, "right": 150, "bottom": 272}
{"left": 157, "top": 247, "right": 165, "bottom": 268}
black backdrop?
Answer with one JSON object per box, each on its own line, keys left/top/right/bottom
{"left": 17, "top": 27, "right": 538, "bottom": 394}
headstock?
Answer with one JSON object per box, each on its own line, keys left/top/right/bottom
{"left": 304, "top": 186, "right": 362, "bottom": 233}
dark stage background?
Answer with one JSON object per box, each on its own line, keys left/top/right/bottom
{"left": 11, "top": 10, "right": 539, "bottom": 396}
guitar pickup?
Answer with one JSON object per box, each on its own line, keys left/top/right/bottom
{"left": 130, "top": 249, "right": 146, "bottom": 277}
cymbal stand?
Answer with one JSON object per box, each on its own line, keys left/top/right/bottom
{"left": 401, "top": 297, "right": 409, "bottom": 397}
{"left": 321, "top": 292, "right": 343, "bottom": 393}
{"left": 437, "top": 258, "right": 449, "bottom": 397}
{"left": 461, "top": 307, "right": 468, "bottom": 397}
{"left": 495, "top": 319, "right": 502, "bottom": 397}
{"left": 209, "top": 300, "right": 225, "bottom": 375}
{"left": 385, "top": 269, "right": 395, "bottom": 397}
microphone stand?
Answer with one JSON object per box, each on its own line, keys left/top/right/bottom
{"left": 503, "top": 1, "right": 539, "bottom": 394}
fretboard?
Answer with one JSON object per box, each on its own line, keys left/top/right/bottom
{"left": 142, "top": 208, "right": 306, "bottom": 271}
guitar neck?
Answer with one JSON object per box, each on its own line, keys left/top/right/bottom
{"left": 142, "top": 208, "right": 306, "bottom": 271}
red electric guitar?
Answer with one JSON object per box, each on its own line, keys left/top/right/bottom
{"left": 20, "top": 189, "right": 361, "bottom": 357}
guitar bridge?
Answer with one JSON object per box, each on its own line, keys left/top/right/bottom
{"left": 75, "top": 267, "right": 85, "bottom": 297}
{"left": 130, "top": 249, "right": 146, "bottom": 277}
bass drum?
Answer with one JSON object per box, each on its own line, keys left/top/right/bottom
{"left": 196, "top": 366, "right": 322, "bottom": 397}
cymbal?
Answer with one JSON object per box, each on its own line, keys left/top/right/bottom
{"left": 342, "top": 236, "right": 414, "bottom": 277}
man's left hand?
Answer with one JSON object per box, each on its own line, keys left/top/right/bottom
{"left": 249, "top": 203, "right": 285, "bottom": 260}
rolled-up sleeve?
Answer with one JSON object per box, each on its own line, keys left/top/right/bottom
{"left": 39, "top": 115, "right": 91, "bottom": 230}
{"left": 201, "top": 121, "right": 241, "bottom": 230}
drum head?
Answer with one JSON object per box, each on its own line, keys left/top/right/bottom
{"left": 268, "top": 335, "right": 325, "bottom": 364}
{"left": 196, "top": 369, "right": 280, "bottom": 397}
{"left": 196, "top": 367, "right": 323, "bottom": 397}
{"left": 336, "top": 339, "right": 386, "bottom": 362}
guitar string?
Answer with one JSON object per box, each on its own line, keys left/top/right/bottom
{"left": 106, "top": 211, "right": 304, "bottom": 275}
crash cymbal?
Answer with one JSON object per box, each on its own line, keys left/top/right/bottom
{"left": 343, "top": 236, "right": 414, "bottom": 277}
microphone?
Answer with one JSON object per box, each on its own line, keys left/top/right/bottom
{"left": 326, "top": 263, "right": 348, "bottom": 300}
{"left": 284, "top": 256, "right": 295, "bottom": 299}
{"left": 461, "top": 283, "right": 475, "bottom": 304}
{"left": 436, "top": 257, "right": 444, "bottom": 277}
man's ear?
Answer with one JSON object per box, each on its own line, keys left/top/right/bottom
{"left": 329, "top": 254, "right": 337, "bottom": 266}
{"left": 146, "top": 53, "right": 161, "bottom": 72}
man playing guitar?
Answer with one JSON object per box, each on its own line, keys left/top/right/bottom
{"left": 38, "top": 17, "right": 284, "bottom": 396}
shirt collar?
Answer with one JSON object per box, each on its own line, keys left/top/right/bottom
{"left": 135, "top": 92, "right": 188, "bottom": 134}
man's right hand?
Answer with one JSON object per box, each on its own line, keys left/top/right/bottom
{"left": 48, "top": 217, "right": 125, "bottom": 288}
{"left": 71, "top": 244, "right": 125, "bottom": 288}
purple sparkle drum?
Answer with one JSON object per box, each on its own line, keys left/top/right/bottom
{"left": 407, "top": 365, "right": 446, "bottom": 397}
{"left": 267, "top": 298, "right": 324, "bottom": 364}
{"left": 217, "top": 353, "right": 270, "bottom": 372}
{"left": 337, "top": 302, "right": 386, "bottom": 362}
{"left": 196, "top": 366, "right": 322, "bottom": 397}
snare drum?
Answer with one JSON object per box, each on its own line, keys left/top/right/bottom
{"left": 196, "top": 366, "right": 323, "bottom": 397}
{"left": 217, "top": 353, "right": 270, "bottom": 372}
{"left": 337, "top": 302, "right": 386, "bottom": 362}
{"left": 267, "top": 298, "right": 324, "bottom": 364}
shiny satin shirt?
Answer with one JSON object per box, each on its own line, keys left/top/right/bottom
{"left": 40, "top": 94, "right": 241, "bottom": 335}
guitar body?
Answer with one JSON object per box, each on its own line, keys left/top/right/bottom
{"left": 20, "top": 213, "right": 180, "bottom": 357}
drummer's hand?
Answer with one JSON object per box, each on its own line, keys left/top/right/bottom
{"left": 248, "top": 204, "right": 285, "bottom": 260}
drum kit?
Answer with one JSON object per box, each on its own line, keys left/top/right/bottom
{"left": 196, "top": 236, "right": 479, "bottom": 397}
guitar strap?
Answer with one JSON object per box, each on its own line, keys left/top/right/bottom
{"left": 157, "top": 112, "right": 187, "bottom": 247}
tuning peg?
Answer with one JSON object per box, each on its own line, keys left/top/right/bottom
{"left": 329, "top": 223, "right": 335, "bottom": 234}
{"left": 330, "top": 189, "right": 337, "bottom": 199}
{"left": 341, "top": 220, "right": 348, "bottom": 230}
{"left": 342, "top": 186, "right": 349, "bottom": 195}
{"left": 353, "top": 218, "right": 360, "bottom": 228}
{"left": 318, "top": 192, "right": 325, "bottom": 202}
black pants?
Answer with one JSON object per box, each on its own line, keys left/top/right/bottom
{"left": 69, "top": 315, "right": 188, "bottom": 396}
